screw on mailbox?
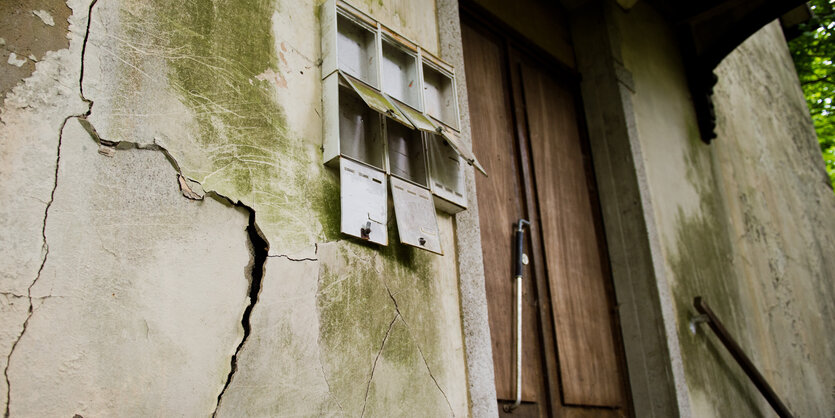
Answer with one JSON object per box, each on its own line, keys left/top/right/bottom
{"left": 360, "top": 221, "right": 371, "bottom": 239}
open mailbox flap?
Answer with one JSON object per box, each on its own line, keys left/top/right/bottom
{"left": 389, "top": 97, "right": 437, "bottom": 133}
{"left": 389, "top": 96, "right": 486, "bottom": 176}
{"left": 435, "top": 124, "right": 487, "bottom": 176}
{"left": 339, "top": 71, "right": 414, "bottom": 129}
{"left": 390, "top": 176, "right": 442, "bottom": 254}
{"left": 341, "top": 158, "right": 388, "bottom": 245}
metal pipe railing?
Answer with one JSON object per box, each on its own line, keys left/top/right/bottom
{"left": 692, "top": 297, "right": 794, "bottom": 418}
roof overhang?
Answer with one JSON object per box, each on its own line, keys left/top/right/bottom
{"left": 561, "top": 0, "right": 812, "bottom": 143}
{"left": 646, "top": 0, "right": 810, "bottom": 142}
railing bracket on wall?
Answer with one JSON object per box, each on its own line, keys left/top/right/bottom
{"left": 692, "top": 297, "right": 795, "bottom": 418}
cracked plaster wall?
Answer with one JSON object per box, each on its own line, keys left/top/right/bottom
{"left": 616, "top": 4, "right": 835, "bottom": 417}
{"left": 0, "top": 0, "right": 469, "bottom": 416}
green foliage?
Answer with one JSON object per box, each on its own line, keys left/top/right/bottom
{"left": 789, "top": 0, "right": 835, "bottom": 187}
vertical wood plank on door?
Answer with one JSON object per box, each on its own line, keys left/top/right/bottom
{"left": 519, "top": 63, "right": 625, "bottom": 408}
{"left": 462, "top": 22, "right": 546, "bottom": 403}
{"left": 507, "top": 49, "right": 564, "bottom": 413}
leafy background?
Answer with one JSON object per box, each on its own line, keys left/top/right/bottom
{"left": 788, "top": 0, "right": 835, "bottom": 189}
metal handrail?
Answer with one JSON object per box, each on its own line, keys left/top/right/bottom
{"left": 692, "top": 297, "right": 794, "bottom": 418}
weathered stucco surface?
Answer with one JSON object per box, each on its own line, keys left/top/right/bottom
{"left": 0, "top": 0, "right": 91, "bottom": 412}
{"left": 0, "top": 0, "right": 468, "bottom": 416}
{"left": 619, "top": 4, "right": 835, "bottom": 417}
{"left": 9, "top": 118, "right": 252, "bottom": 417}
{"left": 351, "top": 0, "right": 439, "bottom": 56}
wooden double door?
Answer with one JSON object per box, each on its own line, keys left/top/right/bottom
{"left": 462, "top": 11, "right": 632, "bottom": 418}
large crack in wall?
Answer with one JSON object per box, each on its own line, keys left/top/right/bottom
{"left": 213, "top": 209, "right": 269, "bottom": 416}
{"left": 80, "top": 101, "right": 274, "bottom": 418}
{"left": 3, "top": 112, "right": 257, "bottom": 415}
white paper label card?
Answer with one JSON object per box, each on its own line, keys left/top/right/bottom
{"left": 341, "top": 158, "right": 387, "bottom": 245}
{"left": 390, "top": 176, "right": 442, "bottom": 254}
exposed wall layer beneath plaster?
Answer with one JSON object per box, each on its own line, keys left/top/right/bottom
{"left": 0, "top": 0, "right": 73, "bottom": 107}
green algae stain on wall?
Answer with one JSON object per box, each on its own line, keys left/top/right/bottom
{"left": 111, "top": 0, "right": 339, "bottom": 251}
{"left": 316, "top": 233, "right": 453, "bottom": 416}
{"left": 668, "top": 130, "right": 766, "bottom": 417}
{"left": 99, "top": 1, "right": 459, "bottom": 412}
{"left": 316, "top": 243, "right": 399, "bottom": 416}
{"left": 362, "top": 317, "right": 452, "bottom": 417}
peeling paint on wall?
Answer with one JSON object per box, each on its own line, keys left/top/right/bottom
{"left": 0, "top": 0, "right": 72, "bottom": 106}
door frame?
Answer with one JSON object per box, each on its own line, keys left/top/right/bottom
{"left": 460, "top": 5, "right": 634, "bottom": 414}
{"left": 436, "top": 0, "right": 691, "bottom": 417}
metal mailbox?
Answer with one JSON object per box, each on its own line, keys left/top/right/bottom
{"left": 321, "top": 0, "right": 487, "bottom": 250}
{"left": 322, "top": 0, "right": 379, "bottom": 86}
{"left": 422, "top": 59, "right": 459, "bottom": 130}
{"left": 381, "top": 36, "right": 421, "bottom": 110}
{"left": 386, "top": 119, "right": 428, "bottom": 187}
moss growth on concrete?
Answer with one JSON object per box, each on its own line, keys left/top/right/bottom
{"left": 310, "top": 169, "right": 342, "bottom": 241}
{"left": 316, "top": 231, "right": 451, "bottom": 415}
{"left": 109, "top": 0, "right": 337, "bottom": 250}
{"left": 361, "top": 317, "right": 450, "bottom": 416}
{"left": 668, "top": 127, "right": 767, "bottom": 416}
{"left": 106, "top": 2, "right": 455, "bottom": 413}
{"left": 316, "top": 245, "right": 397, "bottom": 415}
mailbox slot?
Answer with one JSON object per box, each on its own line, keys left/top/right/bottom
{"left": 322, "top": 0, "right": 380, "bottom": 86}
{"left": 386, "top": 120, "right": 428, "bottom": 187}
{"left": 337, "top": 13, "right": 378, "bottom": 86}
{"left": 427, "top": 133, "right": 467, "bottom": 213}
{"left": 338, "top": 84, "right": 385, "bottom": 170}
{"left": 381, "top": 38, "right": 421, "bottom": 110}
{"left": 422, "top": 62, "right": 459, "bottom": 130}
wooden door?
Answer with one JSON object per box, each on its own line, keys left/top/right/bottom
{"left": 462, "top": 10, "right": 631, "bottom": 418}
